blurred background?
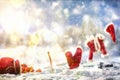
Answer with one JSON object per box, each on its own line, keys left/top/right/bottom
{"left": 0, "top": 0, "right": 120, "bottom": 69}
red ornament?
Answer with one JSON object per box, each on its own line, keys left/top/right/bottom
{"left": 105, "top": 23, "right": 116, "bottom": 43}
{"left": 0, "top": 57, "right": 20, "bottom": 74}
{"left": 65, "top": 47, "right": 82, "bottom": 69}
{"left": 21, "top": 64, "right": 35, "bottom": 73}
{"left": 36, "top": 68, "right": 42, "bottom": 72}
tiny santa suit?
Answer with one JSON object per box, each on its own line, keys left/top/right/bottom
{"left": 95, "top": 33, "right": 107, "bottom": 55}
{"left": 85, "top": 33, "right": 108, "bottom": 61}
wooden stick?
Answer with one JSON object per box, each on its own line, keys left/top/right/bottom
{"left": 47, "top": 51, "right": 54, "bottom": 73}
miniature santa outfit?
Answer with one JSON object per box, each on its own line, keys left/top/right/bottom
{"left": 85, "top": 34, "right": 108, "bottom": 61}
{"left": 95, "top": 33, "right": 108, "bottom": 57}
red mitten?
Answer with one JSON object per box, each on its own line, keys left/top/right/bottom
{"left": 105, "top": 23, "right": 116, "bottom": 43}
{"left": 0, "top": 57, "right": 20, "bottom": 74}
{"left": 73, "top": 47, "right": 82, "bottom": 66}
{"left": 65, "top": 47, "right": 82, "bottom": 69}
{"left": 65, "top": 51, "right": 74, "bottom": 69}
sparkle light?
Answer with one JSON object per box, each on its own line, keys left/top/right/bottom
{"left": 0, "top": 8, "right": 28, "bottom": 34}
{"left": 0, "top": 0, "right": 30, "bottom": 34}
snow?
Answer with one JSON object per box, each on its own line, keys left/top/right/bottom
{"left": 0, "top": 0, "right": 120, "bottom": 80}
{"left": 1, "top": 57, "right": 120, "bottom": 80}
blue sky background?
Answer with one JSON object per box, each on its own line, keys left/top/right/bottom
{"left": 0, "top": 0, "right": 119, "bottom": 34}
{"left": 33, "top": 0, "right": 120, "bottom": 28}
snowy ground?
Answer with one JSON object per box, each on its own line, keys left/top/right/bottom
{"left": 0, "top": 57, "right": 120, "bottom": 80}
{"left": 0, "top": 0, "right": 120, "bottom": 80}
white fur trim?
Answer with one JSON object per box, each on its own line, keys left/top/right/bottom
{"left": 84, "top": 35, "right": 95, "bottom": 47}
{"left": 95, "top": 33, "right": 105, "bottom": 51}
{"left": 96, "top": 33, "right": 105, "bottom": 40}
{"left": 101, "top": 53, "right": 109, "bottom": 58}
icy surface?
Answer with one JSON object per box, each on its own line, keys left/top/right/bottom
{"left": 1, "top": 57, "right": 120, "bottom": 80}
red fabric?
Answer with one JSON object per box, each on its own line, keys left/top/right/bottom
{"left": 87, "top": 40, "right": 96, "bottom": 60}
{"left": 0, "top": 57, "right": 20, "bottom": 74}
{"left": 98, "top": 38, "right": 107, "bottom": 55}
{"left": 65, "top": 47, "right": 82, "bottom": 69}
{"left": 106, "top": 23, "right": 116, "bottom": 43}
